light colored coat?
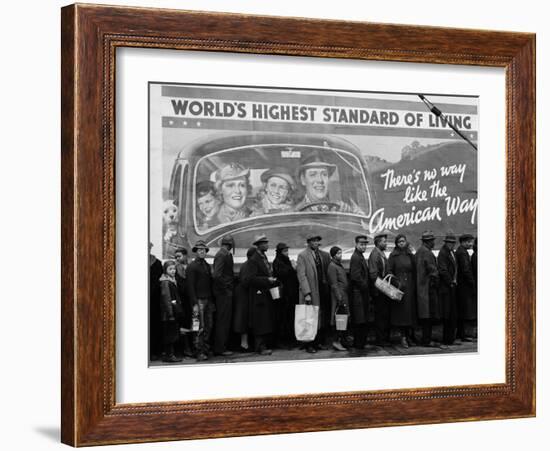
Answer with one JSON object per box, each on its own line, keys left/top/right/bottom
{"left": 296, "top": 247, "right": 330, "bottom": 307}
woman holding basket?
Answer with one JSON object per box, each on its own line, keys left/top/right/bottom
{"left": 387, "top": 234, "right": 417, "bottom": 348}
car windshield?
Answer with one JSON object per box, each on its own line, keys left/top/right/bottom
{"left": 192, "top": 142, "right": 371, "bottom": 234}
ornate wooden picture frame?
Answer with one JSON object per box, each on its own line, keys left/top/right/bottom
{"left": 61, "top": 3, "right": 535, "bottom": 446}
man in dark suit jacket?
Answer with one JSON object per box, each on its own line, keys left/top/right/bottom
{"left": 213, "top": 235, "right": 235, "bottom": 356}
{"left": 247, "top": 234, "right": 279, "bottom": 355}
{"left": 349, "top": 235, "right": 371, "bottom": 350}
{"left": 437, "top": 233, "right": 458, "bottom": 347}
{"left": 186, "top": 240, "right": 214, "bottom": 361}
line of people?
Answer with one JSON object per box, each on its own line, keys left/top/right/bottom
{"left": 148, "top": 229, "right": 477, "bottom": 363}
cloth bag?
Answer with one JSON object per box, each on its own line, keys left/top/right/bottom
{"left": 375, "top": 274, "right": 404, "bottom": 301}
{"left": 294, "top": 304, "right": 319, "bottom": 341}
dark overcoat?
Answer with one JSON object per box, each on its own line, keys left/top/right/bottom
{"left": 272, "top": 254, "right": 299, "bottom": 341}
{"left": 185, "top": 258, "right": 214, "bottom": 310}
{"left": 349, "top": 249, "right": 371, "bottom": 324}
{"left": 327, "top": 259, "right": 350, "bottom": 326}
{"left": 455, "top": 245, "right": 477, "bottom": 321}
{"left": 159, "top": 276, "right": 183, "bottom": 322}
{"left": 149, "top": 257, "right": 163, "bottom": 355}
{"left": 233, "top": 260, "right": 252, "bottom": 334}
{"left": 174, "top": 263, "right": 191, "bottom": 328}
{"left": 437, "top": 245, "right": 457, "bottom": 320}
{"left": 388, "top": 249, "right": 417, "bottom": 327}
{"left": 415, "top": 244, "right": 440, "bottom": 319}
{"left": 247, "top": 250, "right": 277, "bottom": 336}
{"left": 212, "top": 247, "right": 235, "bottom": 295}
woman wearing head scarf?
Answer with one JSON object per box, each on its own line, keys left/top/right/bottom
{"left": 388, "top": 234, "right": 417, "bottom": 348}
{"left": 272, "top": 242, "right": 299, "bottom": 349}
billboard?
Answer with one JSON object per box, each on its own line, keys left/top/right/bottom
{"left": 149, "top": 83, "right": 478, "bottom": 260}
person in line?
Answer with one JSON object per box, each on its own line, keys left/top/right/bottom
{"left": 415, "top": 231, "right": 441, "bottom": 347}
{"left": 327, "top": 246, "right": 349, "bottom": 352}
{"left": 272, "top": 242, "right": 299, "bottom": 350}
{"left": 387, "top": 234, "right": 417, "bottom": 348}
{"left": 437, "top": 233, "right": 459, "bottom": 348}
{"left": 348, "top": 235, "right": 371, "bottom": 351}
{"left": 368, "top": 232, "right": 391, "bottom": 346}
{"left": 455, "top": 233, "right": 477, "bottom": 342}
{"left": 212, "top": 235, "right": 235, "bottom": 357}
{"left": 215, "top": 163, "right": 252, "bottom": 224}
{"left": 158, "top": 260, "right": 184, "bottom": 363}
{"left": 174, "top": 248, "right": 192, "bottom": 357}
{"left": 186, "top": 240, "right": 215, "bottom": 361}
{"left": 247, "top": 234, "right": 279, "bottom": 355}
{"left": 296, "top": 234, "right": 331, "bottom": 353}
{"left": 149, "top": 242, "right": 164, "bottom": 361}
{"left": 232, "top": 247, "right": 256, "bottom": 352}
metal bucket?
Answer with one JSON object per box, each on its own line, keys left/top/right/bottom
{"left": 335, "top": 313, "right": 348, "bottom": 331}
{"left": 269, "top": 286, "right": 281, "bottom": 300}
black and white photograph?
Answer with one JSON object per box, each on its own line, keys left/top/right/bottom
{"left": 148, "top": 83, "right": 479, "bottom": 365}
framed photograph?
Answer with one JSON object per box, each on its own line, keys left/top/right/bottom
{"left": 61, "top": 3, "right": 535, "bottom": 446}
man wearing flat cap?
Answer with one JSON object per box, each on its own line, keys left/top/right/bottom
{"left": 213, "top": 235, "right": 235, "bottom": 356}
{"left": 437, "top": 233, "right": 459, "bottom": 347}
{"left": 247, "top": 234, "right": 279, "bottom": 355}
{"left": 415, "top": 231, "right": 440, "bottom": 347}
{"left": 251, "top": 167, "right": 296, "bottom": 216}
{"left": 215, "top": 163, "right": 252, "bottom": 224}
{"left": 368, "top": 232, "right": 391, "bottom": 346}
{"left": 294, "top": 150, "right": 363, "bottom": 214}
{"left": 455, "top": 233, "right": 477, "bottom": 342}
{"left": 186, "top": 240, "right": 214, "bottom": 361}
{"left": 296, "top": 233, "right": 331, "bottom": 353}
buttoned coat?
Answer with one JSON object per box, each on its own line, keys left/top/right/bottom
{"left": 455, "top": 245, "right": 477, "bottom": 320}
{"left": 437, "top": 245, "right": 457, "bottom": 320}
{"left": 296, "top": 247, "right": 330, "bottom": 307}
{"left": 327, "top": 259, "right": 349, "bottom": 325}
{"left": 349, "top": 249, "right": 371, "bottom": 324}
{"left": 415, "top": 244, "right": 440, "bottom": 319}
{"left": 212, "top": 247, "right": 235, "bottom": 295}
{"left": 247, "top": 250, "right": 277, "bottom": 335}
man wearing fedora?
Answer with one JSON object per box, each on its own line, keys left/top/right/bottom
{"left": 415, "top": 231, "right": 441, "bottom": 347}
{"left": 251, "top": 167, "right": 296, "bottom": 216}
{"left": 247, "top": 234, "right": 279, "bottom": 355}
{"left": 294, "top": 150, "right": 363, "bottom": 214}
{"left": 368, "top": 232, "right": 392, "bottom": 346}
{"left": 215, "top": 163, "right": 252, "bottom": 224}
{"left": 186, "top": 240, "right": 215, "bottom": 361}
{"left": 296, "top": 233, "right": 332, "bottom": 353}
{"left": 437, "top": 233, "right": 459, "bottom": 348}
{"left": 213, "top": 235, "right": 236, "bottom": 357}
{"left": 455, "top": 233, "right": 477, "bottom": 342}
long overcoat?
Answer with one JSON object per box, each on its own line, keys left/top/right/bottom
{"left": 349, "top": 249, "right": 371, "bottom": 325}
{"left": 387, "top": 248, "right": 416, "bottom": 327}
{"left": 247, "top": 250, "right": 277, "bottom": 336}
{"left": 455, "top": 245, "right": 477, "bottom": 321}
{"left": 327, "top": 259, "right": 349, "bottom": 326}
{"left": 232, "top": 259, "right": 253, "bottom": 334}
{"left": 296, "top": 247, "right": 331, "bottom": 328}
{"left": 415, "top": 244, "right": 440, "bottom": 319}
{"left": 437, "top": 245, "right": 457, "bottom": 320}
